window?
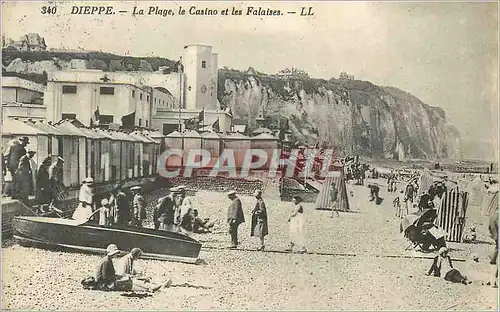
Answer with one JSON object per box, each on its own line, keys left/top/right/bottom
{"left": 139, "top": 118, "right": 142, "bottom": 126}
{"left": 154, "top": 98, "right": 156, "bottom": 104}
{"left": 201, "top": 61, "right": 207, "bottom": 68}
{"left": 99, "top": 115, "right": 114, "bottom": 124}
{"left": 140, "top": 93, "right": 143, "bottom": 100}
{"left": 145, "top": 120, "right": 148, "bottom": 127}
{"left": 100, "top": 87, "right": 114, "bottom": 95}
{"left": 62, "top": 113, "right": 76, "bottom": 119}
{"left": 132, "top": 90, "right": 136, "bottom": 98}
{"left": 62, "top": 85, "right": 77, "bottom": 94}
{"left": 147, "top": 95, "right": 150, "bottom": 102}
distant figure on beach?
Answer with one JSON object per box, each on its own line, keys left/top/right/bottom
{"left": 98, "top": 198, "right": 111, "bottom": 227}
{"left": 48, "top": 156, "right": 66, "bottom": 207}
{"left": 330, "top": 186, "right": 340, "bottom": 217}
{"left": 368, "top": 184, "right": 380, "bottom": 202}
{"left": 130, "top": 186, "right": 147, "bottom": 227}
{"left": 227, "top": 190, "right": 245, "bottom": 249}
{"left": 72, "top": 177, "right": 95, "bottom": 222}
{"left": 286, "top": 195, "right": 307, "bottom": 254}
{"left": 250, "top": 190, "right": 268, "bottom": 251}
{"left": 154, "top": 187, "right": 180, "bottom": 231}
{"left": 110, "top": 185, "right": 129, "bottom": 225}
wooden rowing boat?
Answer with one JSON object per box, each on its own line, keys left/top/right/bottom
{"left": 12, "top": 216, "right": 202, "bottom": 264}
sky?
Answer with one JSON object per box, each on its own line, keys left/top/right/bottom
{"left": 2, "top": 1, "right": 499, "bottom": 160}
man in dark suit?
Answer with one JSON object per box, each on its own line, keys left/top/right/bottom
{"left": 227, "top": 190, "right": 245, "bottom": 249}
{"left": 6, "top": 137, "right": 29, "bottom": 176}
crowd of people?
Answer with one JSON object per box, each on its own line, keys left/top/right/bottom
{"left": 2, "top": 136, "right": 66, "bottom": 209}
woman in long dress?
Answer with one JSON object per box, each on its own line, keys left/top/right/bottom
{"left": 72, "top": 177, "right": 95, "bottom": 222}
{"left": 286, "top": 195, "right": 307, "bottom": 254}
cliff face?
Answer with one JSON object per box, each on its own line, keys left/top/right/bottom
{"left": 218, "top": 70, "right": 461, "bottom": 160}
{"left": 1, "top": 51, "right": 461, "bottom": 159}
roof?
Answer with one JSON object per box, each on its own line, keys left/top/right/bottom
{"left": 166, "top": 131, "right": 183, "bottom": 138}
{"left": 1, "top": 118, "right": 47, "bottom": 136}
{"left": 143, "top": 129, "right": 165, "bottom": 139}
{"left": 252, "top": 133, "right": 277, "bottom": 140}
{"left": 252, "top": 127, "right": 273, "bottom": 135}
{"left": 201, "top": 131, "right": 222, "bottom": 139}
{"left": 24, "top": 121, "right": 69, "bottom": 136}
{"left": 54, "top": 120, "right": 88, "bottom": 137}
{"left": 129, "top": 131, "right": 157, "bottom": 143}
{"left": 183, "top": 130, "right": 201, "bottom": 138}
{"left": 224, "top": 132, "right": 250, "bottom": 140}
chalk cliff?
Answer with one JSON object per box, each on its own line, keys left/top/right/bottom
{"left": 217, "top": 69, "right": 461, "bottom": 160}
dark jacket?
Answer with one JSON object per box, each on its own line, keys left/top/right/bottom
{"left": 6, "top": 144, "right": 26, "bottom": 173}
{"left": 251, "top": 198, "right": 268, "bottom": 237}
{"left": 227, "top": 197, "right": 245, "bottom": 225}
{"left": 155, "top": 195, "right": 175, "bottom": 225}
{"left": 95, "top": 256, "right": 116, "bottom": 290}
{"left": 115, "top": 191, "right": 130, "bottom": 223}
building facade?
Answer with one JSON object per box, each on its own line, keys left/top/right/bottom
{"left": 2, "top": 77, "right": 45, "bottom": 103}
{"left": 2, "top": 77, "right": 46, "bottom": 121}
{"left": 44, "top": 70, "right": 172, "bottom": 127}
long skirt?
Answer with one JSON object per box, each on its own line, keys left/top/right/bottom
{"left": 72, "top": 203, "right": 93, "bottom": 222}
{"left": 289, "top": 213, "right": 305, "bottom": 247}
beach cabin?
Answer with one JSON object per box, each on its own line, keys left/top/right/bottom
{"left": 201, "top": 131, "right": 222, "bottom": 169}
{"left": 223, "top": 133, "right": 251, "bottom": 169}
{"left": 251, "top": 133, "right": 279, "bottom": 170}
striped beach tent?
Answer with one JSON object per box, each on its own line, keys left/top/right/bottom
{"left": 435, "top": 186, "right": 469, "bottom": 242}
{"left": 314, "top": 171, "right": 350, "bottom": 212}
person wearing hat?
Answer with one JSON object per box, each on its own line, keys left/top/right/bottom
{"left": 154, "top": 187, "right": 179, "bottom": 231}
{"left": 72, "top": 177, "right": 95, "bottom": 222}
{"left": 95, "top": 244, "right": 123, "bottom": 291}
{"left": 250, "top": 189, "right": 268, "bottom": 251}
{"left": 11, "top": 148, "right": 35, "bottom": 204}
{"left": 5, "top": 137, "right": 28, "bottom": 178}
{"left": 48, "top": 156, "right": 66, "bottom": 206}
{"left": 426, "top": 247, "right": 468, "bottom": 284}
{"left": 227, "top": 190, "right": 245, "bottom": 249}
{"left": 98, "top": 198, "right": 112, "bottom": 227}
{"left": 109, "top": 184, "right": 130, "bottom": 225}
{"left": 286, "top": 195, "right": 307, "bottom": 253}
{"left": 130, "top": 186, "right": 147, "bottom": 228}
{"left": 27, "top": 150, "right": 37, "bottom": 195}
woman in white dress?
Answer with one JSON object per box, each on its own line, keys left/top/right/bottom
{"left": 286, "top": 196, "right": 307, "bottom": 254}
{"left": 72, "top": 177, "right": 95, "bottom": 222}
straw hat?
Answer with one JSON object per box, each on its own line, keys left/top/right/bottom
{"left": 57, "top": 156, "right": 65, "bottom": 162}
{"left": 130, "top": 186, "right": 141, "bottom": 192}
{"left": 83, "top": 177, "right": 94, "bottom": 184}
{"left": 227, "top": 190, "right": 236, "bottom": 196}
{"left": 169, "top": 186, "right": 180, "bottom": 193}
{"left": 253, "top": 189, "right": 262, "bottom": 197}
{"left": 106, "top": 244, "right": 120, "bottom": 257}
{"left": 101, "top": 198, "right": 109, "bottom": 206}
{"left": 19, "top": 137, "right": 29, "bottom": 144}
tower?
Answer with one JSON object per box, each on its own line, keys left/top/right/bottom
{"left": 183, "top": 44, "right": 218, "bottom": 110}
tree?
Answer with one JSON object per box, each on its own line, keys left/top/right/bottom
{"left": 339, "top": 71, "right": 354, "bottom": 80}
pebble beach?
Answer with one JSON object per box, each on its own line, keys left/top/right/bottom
{"left": 2, "top": 179, "right": 498, "bottom": 310}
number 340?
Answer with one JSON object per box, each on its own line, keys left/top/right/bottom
{"left": 41, "top": 6, "right": 57, "bottom": 14}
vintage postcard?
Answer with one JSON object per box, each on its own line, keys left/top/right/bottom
{"left": 1, "top": 1, "right": 498, "bottom": 310}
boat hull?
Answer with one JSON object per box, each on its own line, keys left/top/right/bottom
{"left": 12, "top": 217, "right": 202, "bottom": 264}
